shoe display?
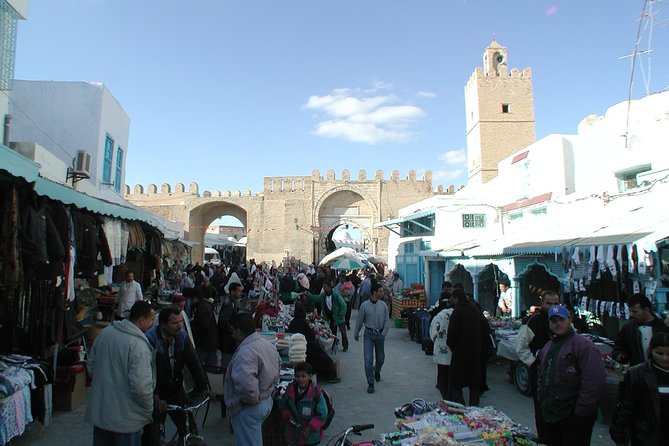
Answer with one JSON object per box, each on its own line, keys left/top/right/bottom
{"left": 374, "top": 372, "right": 381, "bottom": 382}
{"left": 367, "top": 384, "right": 374, "bottom": 394}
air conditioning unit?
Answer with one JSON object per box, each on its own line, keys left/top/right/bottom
{"left": 74, "top": 150, "right": 92, "bottom": 176}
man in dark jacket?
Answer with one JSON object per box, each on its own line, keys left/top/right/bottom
{"left": 515, "top": 290, "right": 560, "bottom": 442}
{"left": 218, "top": 282, "right": 242, "bottom": 367}
{"left": 144, "top": 307, "right": 209, "bottom": 444}
{"left": 446, "top": 288, "right": 487, "bottom": 406}
{"left": 191, "top": 286, "right": 219, "bottom": 367}
{"left": 612, "top": 293, "right": 667, "bottom": 366}
{"left": 537, "top": 305, "right": 606, "bottom": 446}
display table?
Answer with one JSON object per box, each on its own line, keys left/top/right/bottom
{"left": 382, "top": 400, "right": 539, "bottom": 445}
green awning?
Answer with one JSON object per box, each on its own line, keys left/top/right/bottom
{"left": 374, "top": 210, "right": 435, "bottom": 228}
{"left": 0, "top": 144, "right": 40, "bottom": 183}
{"left": 34, "top": 176, "right": 166, "bottom": 232}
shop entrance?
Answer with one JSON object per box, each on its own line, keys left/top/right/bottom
{"left": 477, "top": 264, "right": 510, "bottom": 315}
{"left": 518, "top": 264, "right": 560, "bottom": 316}
{"left": 449, "top": 264, "right": 473, "bottom": 296}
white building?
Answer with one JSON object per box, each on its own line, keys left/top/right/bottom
{"left": 9, "top": 80, "right": 131, "bottom": 205}
{"left": 379, "top": 91, "right": 669, "bottom": 315}
{"left": 0, "top": 0, "right": 28, "bottom": 143}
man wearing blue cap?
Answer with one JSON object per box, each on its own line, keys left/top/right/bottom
{"left": 537, "top": 305, "right": 606, "bottom": 446}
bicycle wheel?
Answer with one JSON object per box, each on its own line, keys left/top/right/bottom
{"left": 514, "top": 362, "right": 532, "bottom": 397}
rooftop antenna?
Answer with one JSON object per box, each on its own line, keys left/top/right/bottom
{"left": 620, "top": 0, "right": 659, "bottom": 148}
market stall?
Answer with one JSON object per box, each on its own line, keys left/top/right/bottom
{"left": 378, "top": 399, "right": 540, "bottom": 445}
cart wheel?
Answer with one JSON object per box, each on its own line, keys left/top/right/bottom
{"left": 515, "top": 362, "right": 533, "bottom": 396}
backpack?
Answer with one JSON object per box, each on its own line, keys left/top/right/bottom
{"left": 313, "top": 386, "right": 335, "bottom": 430}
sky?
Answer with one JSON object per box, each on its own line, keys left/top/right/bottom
{"left": 14, "top": 1, "right": 669, "bottom": 203}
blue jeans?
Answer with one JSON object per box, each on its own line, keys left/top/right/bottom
{"left": 363, "top": 331, "right": 385, "bottom": 385}
{"left": 93, "top": 426, "right": 141, "bottom": 446}
{"left": 230, "top": 397, "right": 273, "bottom": 446}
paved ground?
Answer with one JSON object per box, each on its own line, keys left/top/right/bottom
{"left": 13, "top": 310, "right": 615, "bottom": 445}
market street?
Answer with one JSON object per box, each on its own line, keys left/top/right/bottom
{"left": 12, "top": 309, "right": 614, "bottom": 446}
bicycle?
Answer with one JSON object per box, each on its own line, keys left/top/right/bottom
{"left": 325, "top": 423, "right": 375, "bottom": 446}
{"left": 160, "top": 396, "right": 211, "bottom": 446}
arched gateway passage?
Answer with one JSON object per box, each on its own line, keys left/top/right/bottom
{"left": 316, "top": 189, "right": 374, "bottom": 262}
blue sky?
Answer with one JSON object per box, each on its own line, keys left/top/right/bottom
{"left": 15, "top": 1, "right": 669, "bottom": 198}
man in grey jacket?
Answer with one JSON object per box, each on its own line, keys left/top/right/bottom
{"left": 354, "top": 282, "right": 390, "bottom": 394}
{"left": 85, "top": 301, "right": 156, "bottom": 446}
{"left": 223, "top": 312, "right": 281, "bottom": 446}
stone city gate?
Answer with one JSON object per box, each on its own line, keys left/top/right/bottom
{"left": 126, "top": 169, "right": 455, "bottom": 265}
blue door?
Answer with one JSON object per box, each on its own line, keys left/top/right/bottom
{"left": 428, "top": 261, "right": 445, "bottom": 305}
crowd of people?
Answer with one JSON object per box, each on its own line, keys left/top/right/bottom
{"left": 88, "top": 256, "right": 669, "bottom": 446}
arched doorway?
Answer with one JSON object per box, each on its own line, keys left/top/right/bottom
{"left": 518, "top": 263, "right": 560, "bottom": 316}
{"left": 477, "top": 263, "right": 510, "bottom": 315}
{"left": 316, "top": 190, "right": 373, "bottom": 261}
{"left": 449, "top": 264, "right": 474, "bottom": 296}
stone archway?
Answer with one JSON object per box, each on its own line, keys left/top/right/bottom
{"left": 315, "top": 189, "right": 374, "bottom": 262}
{"left": 187, "top": 200, "right": 248, "bottom": 263}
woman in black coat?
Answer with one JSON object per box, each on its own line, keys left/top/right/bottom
{"left": 610, "top": 331, "right": 669, "bottom": 446}
{"left": 287, "top": 303, "right": 339, "bottom": 382}
{"left": 446, "top": 288, "right": 486, "bottom": 406}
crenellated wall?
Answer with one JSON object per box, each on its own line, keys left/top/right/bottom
{"left": 125, "top": 169, "right": 459, "bottom": 264}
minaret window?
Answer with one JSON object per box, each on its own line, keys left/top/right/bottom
{"left": 502, "top": 104, "right": 510, "bottom": 113}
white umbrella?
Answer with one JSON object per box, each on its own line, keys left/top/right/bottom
{"left": 318, "top": 247, "right": 358, "bottom": 266}
{"left": 358, "top": 253, "right": 385, "bottom": 264}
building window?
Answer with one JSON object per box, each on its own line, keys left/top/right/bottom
{"left": 0, "top": 1, "right": 19, "bottom": 91}
{"left": 615, "top": 164, "right": 652, "bottom": 192}
{"left": 114, "top": 147, "right": 123, "bottom": 192}
{"left": 501, "top": 103, "right": 510, "bottom": 113}
{"left": 462, "top": 213, "right": 486, "bottom": 228}
{"left": 530, "top": 207, "right": 546, "bottom": 216}
{"left": 509, "top": 213, "right": 523, "bottom": 221}
{"left": 403, "top": 242, "right": 414, "bottom": 254}
{"left": 102, "top": 135, "right": 114, "bottom": 184}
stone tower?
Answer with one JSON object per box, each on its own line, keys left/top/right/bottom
{"left": 464, "top": 40, "right": 536, "bottom": 184}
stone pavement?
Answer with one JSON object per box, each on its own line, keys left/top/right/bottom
{"left": 13, "top": 310, "right": 615, "bottom": 445}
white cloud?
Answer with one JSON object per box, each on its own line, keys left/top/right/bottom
{"left": 432, "top": 169, "right": 465, "bottom": 181}
{"left": 304, "top": 84, "right": 427, "bottom": 145}
{"left": 438, "top": 148, "right": 467, "bottom": 167}
{"left": 416, "top": 91, "right": 437, "bottom": 99}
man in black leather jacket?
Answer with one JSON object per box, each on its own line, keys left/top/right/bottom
{"left": 612, "top": 293, "right": 667, "bottom": 366}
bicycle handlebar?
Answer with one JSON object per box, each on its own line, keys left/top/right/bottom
{"left": 165, "top": 396, "right": 211, "bottom": 412}
{"left": 352, "top": 424, "right": 374, "bottom": 432}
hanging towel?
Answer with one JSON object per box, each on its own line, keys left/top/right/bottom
{"left": 606, "top": 246, "right": 617, "bottom": 277}
{"left": 571, "top": 247, "right": 581, "bottom": 265}
{"left": 597, "top": 245, "right": 606, "bottom": 272}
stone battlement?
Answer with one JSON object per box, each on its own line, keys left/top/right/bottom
{"left": 465, "top": 67, "right": 532, "bottom": 90}
{"left": 124, "top": 169, "right": 456, "bottom": 197}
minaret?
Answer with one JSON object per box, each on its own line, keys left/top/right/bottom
{"left": 464, "top": 40, "right": 536, "bottom": 184}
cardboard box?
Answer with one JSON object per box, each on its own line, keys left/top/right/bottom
{"left": 54, "top": 368, "right": 86, "bottom": 411}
